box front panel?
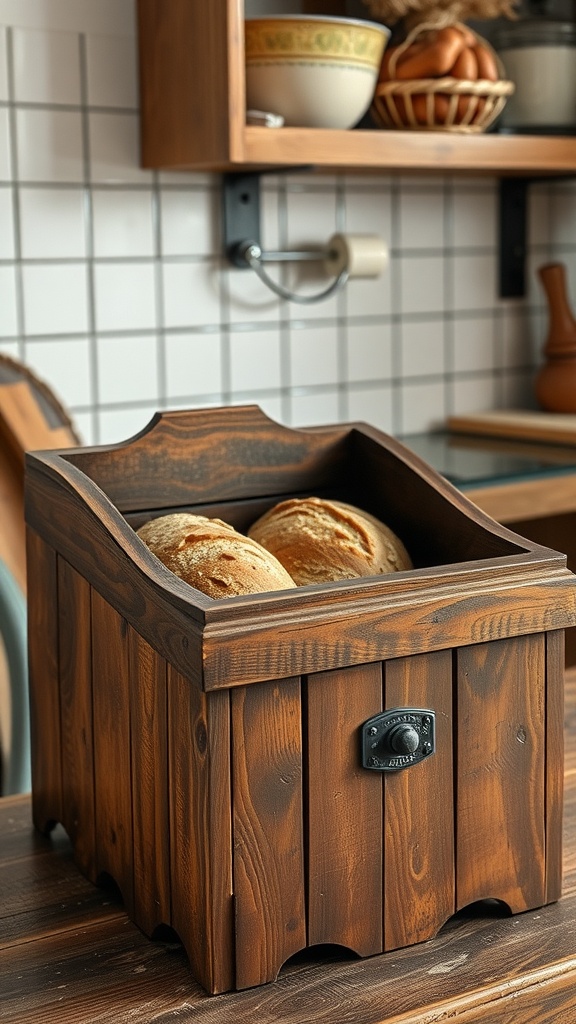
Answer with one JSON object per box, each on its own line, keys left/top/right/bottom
{"left": 232, "top": 677, "right": 306, "bottom": 990}
{"left": 306, "top": 662, "right": 384, "bottom": 956}
{"left": 456, "top": 634, "right": 546, "bottom": 913}
{"left": 168, "top": 668, "right": 234, "bottom": 995}
{"left": 383, "top": 650, "right": 455, "bottom": 951}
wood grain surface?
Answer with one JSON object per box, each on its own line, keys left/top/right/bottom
{"left": 456, "top": 634, "right": 546, "bottom": 913}
{"left": 232, "top": 678, "right": 306, "bottom": 988}
{"left": 383, "top": 651, "right": 454, "bottom": 951}
{"left": 2, "top": 668, "right": 576, "bottom": 1022}
{"left": 24, "top": 407, "right": 576, "bottom": 692}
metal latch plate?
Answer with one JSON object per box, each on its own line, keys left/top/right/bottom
{"left": 361, "top": 708, "right": 436, "bottom": 772}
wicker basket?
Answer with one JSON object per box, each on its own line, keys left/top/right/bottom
{"left": 371, "top": 25, "right": 515, "bottom": 133}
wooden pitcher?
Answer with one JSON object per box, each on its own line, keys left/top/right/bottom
{"left": 535, "top": 262, "right": 576, "bottom": 413}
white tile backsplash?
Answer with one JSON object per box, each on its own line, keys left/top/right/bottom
{"left": 285, "top": 189, "right": 339, "bottom": 249}
{"left": 0, "top": 264, "right": 18, "bottom": 336}
{"left": 450, "top": 253, "right": 498, "bottom": 312}
{"left": 0, "top": 27, "right": 8, "bottom": 100}
{"left": 224, "top": 265, "right": 283, "bottom": 324}
{"left": 12, "top": 27, "right": 81, "bottom": 104}
{"left": 345, "top": 322, "right": 392, "bottom": 383}
{"left": 399, "top": 190, "right": 445, "bottom": 249}
{"left": 400, "top": 320, "right": 445, "bottom": 379}
{"left": 290, "top": 389, "right": 340, "bottom": 427}
{"left": 22, "top": 262, "right": 88, "bottom": 335}
{"left": 160, "top": 189, "right": 216, "bottom": 258}
{"left": 92, "top": 188, "right": 154, "bottom": 258}
{"left": 0, "top": 107, "right": 12, "bottom": 180}
{"left": 451, "top": 317, "right": 495, "bottom": 373}
{"left": 19, "top": 186, "right": 86, "bottom": 258}
{"left": 94, "top": 262, "right": 157, "bottom": 332}
{"left": 0, "top": 186, "right": 14, "bottom": 258}
{"left": 16, "top": 108, "right": 84, "bottom": 182}
{"left": 97, "top": 334, "right": 159, "bottom": 403}
{"left": 164, "top": 332, "right": 223, "bottom": 398}
{"left": 25, "top": 336, "right": 91, "bottom": 406}
{"left": 229, "top": 329, "right": 282, "bottom": 393}
{"left": 0, "top": 1, "right": 568, "bottom": 443}
{"left": 451, "top": 373, "right": 498, "bottom": 415}
{"left": 85, "top": 33, "right": 138, "bottom": 109}
{"left": 346, "top": 271, "right": 391, "bottom": 319}
{"left": 290, "top": 324, "right": 339, "bottom": 388}
{"left": 97, "top": 405, "right": 156, "bottom": 446}
{"left": 400, "top": 255, "right": 445, "bottom": 315}
{"left": 452, "top": 189, "right": 497, "bottom": 249}
{"left": 400, "top": 379, "right": 446, "bottom": 434}
{"left": 88, "top": 111, "right": 152, "bottom": 184}
{"left": 343, "top": 188, "right": 392, "bottom": 238}
{"left": 347, "top": 384, "right": 394, "bottom": 433}
{"left": 163, "top": 262, "right": 222, "bottom": 329}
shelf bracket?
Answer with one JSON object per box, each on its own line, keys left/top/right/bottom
{"left": 223, "top": 172, "right": 262, "bottom": 268}
{"left": 498, "top": 177, "right": 529, "bottom": 299}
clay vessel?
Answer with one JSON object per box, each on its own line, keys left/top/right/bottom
{"left": 535, "top": 262, "right": 576, "bottom": 413}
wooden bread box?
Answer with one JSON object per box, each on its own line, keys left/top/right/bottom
{"left": 24, "top": 405, "right": 576, "bottom": 995}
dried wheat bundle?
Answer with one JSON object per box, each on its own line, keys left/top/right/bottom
{"left": 362, "top": 0, "right": 517, "bottom": 28}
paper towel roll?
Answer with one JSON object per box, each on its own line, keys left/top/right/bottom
{"left": 325, "top": 234, "right": 388, "bottom": 279}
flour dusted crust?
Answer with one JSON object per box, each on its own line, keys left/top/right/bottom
{"left": 136, "top": 512, "right": 296, "bottom": 599}
{"left": 248, "top": 498, "right": 412, "bottom": 586}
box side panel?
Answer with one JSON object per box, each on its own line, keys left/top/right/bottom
{"left": 58, "top": 558, "right": 96, "bottom": 881}
{"left": 383, "top": 650, "right": 455, "bottom": 950}
{"left": 545, "top": 629, "right": 565, "bottom": 903}
{"left": 26, "top": 528, "right": 62, "bottom": 831}
{"left": 26, "top": 463, "right": 206, "bottom": 686}
{"left": 91, "top": 592, "right": 135, "bottom": 918}
{"left": 168, "top": 669, "right": 233, "bottom": 995}
{"left": 129, "top": 626, "right": 171, "bottom": 936}
{"left": 306, "top": 662, "right": 384, "bottom": 955}
{"left": 232, "top": 678, "right": 306, "bottom": 990}
{"left": 456, "top": 634, "right": 546, "bottom": 913}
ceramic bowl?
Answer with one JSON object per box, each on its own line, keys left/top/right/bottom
{"left": 245, "top": 15, "right": 390, "bottom": 129}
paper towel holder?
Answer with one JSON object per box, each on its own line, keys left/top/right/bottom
{"left": 222, "top": 172, "right": 387, "bottom": 305}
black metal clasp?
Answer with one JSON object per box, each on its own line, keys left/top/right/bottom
{"left": 361, "top": 708, "right": 436, "bottom": 772}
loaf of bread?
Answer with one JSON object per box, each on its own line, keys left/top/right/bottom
{"left": 136, "top": 512, "right": 296, "bottom": 599}
{"left": 248, "top": 497, "right": 412, "bottom": 586}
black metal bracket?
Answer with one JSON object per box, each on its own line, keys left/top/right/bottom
{"left": 499, "top": 173, "right": 576, "bottom": 298}
{"left": 223, "top": 169, "right": 314, "bottom": 269}
{"left": 499, "top": 177, "right": 529, "bottom": 299}
{"left": 223, "top": 173, "right": 262, "bottom": 268}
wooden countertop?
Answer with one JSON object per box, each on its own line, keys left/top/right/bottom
{"left": 2, "top": 669, "right": 576, "bottom": 1023}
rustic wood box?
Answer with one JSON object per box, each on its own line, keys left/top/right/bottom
{"left": 25, "top": 406, "right": 576, "bottom": 995}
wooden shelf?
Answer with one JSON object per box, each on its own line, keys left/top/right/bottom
{"left": 137, "top": 0, "right": 576, "bottom": 176}
{"left": 242, "top": 126, "right": 576, "bottom": 175}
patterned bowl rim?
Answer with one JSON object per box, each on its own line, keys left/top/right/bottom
{"left": 244, "top": 15, "right": 390, "bottom": 36}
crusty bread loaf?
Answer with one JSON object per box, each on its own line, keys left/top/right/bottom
{"left": 248, "top": 497, "right": 412, "bottom": 586}
{"left": 136, "top": 512, "right": 296, "bottom": 599}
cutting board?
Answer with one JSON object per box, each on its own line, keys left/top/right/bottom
{"left": 447, "top": 409, "right": 576, "bottom": 447}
